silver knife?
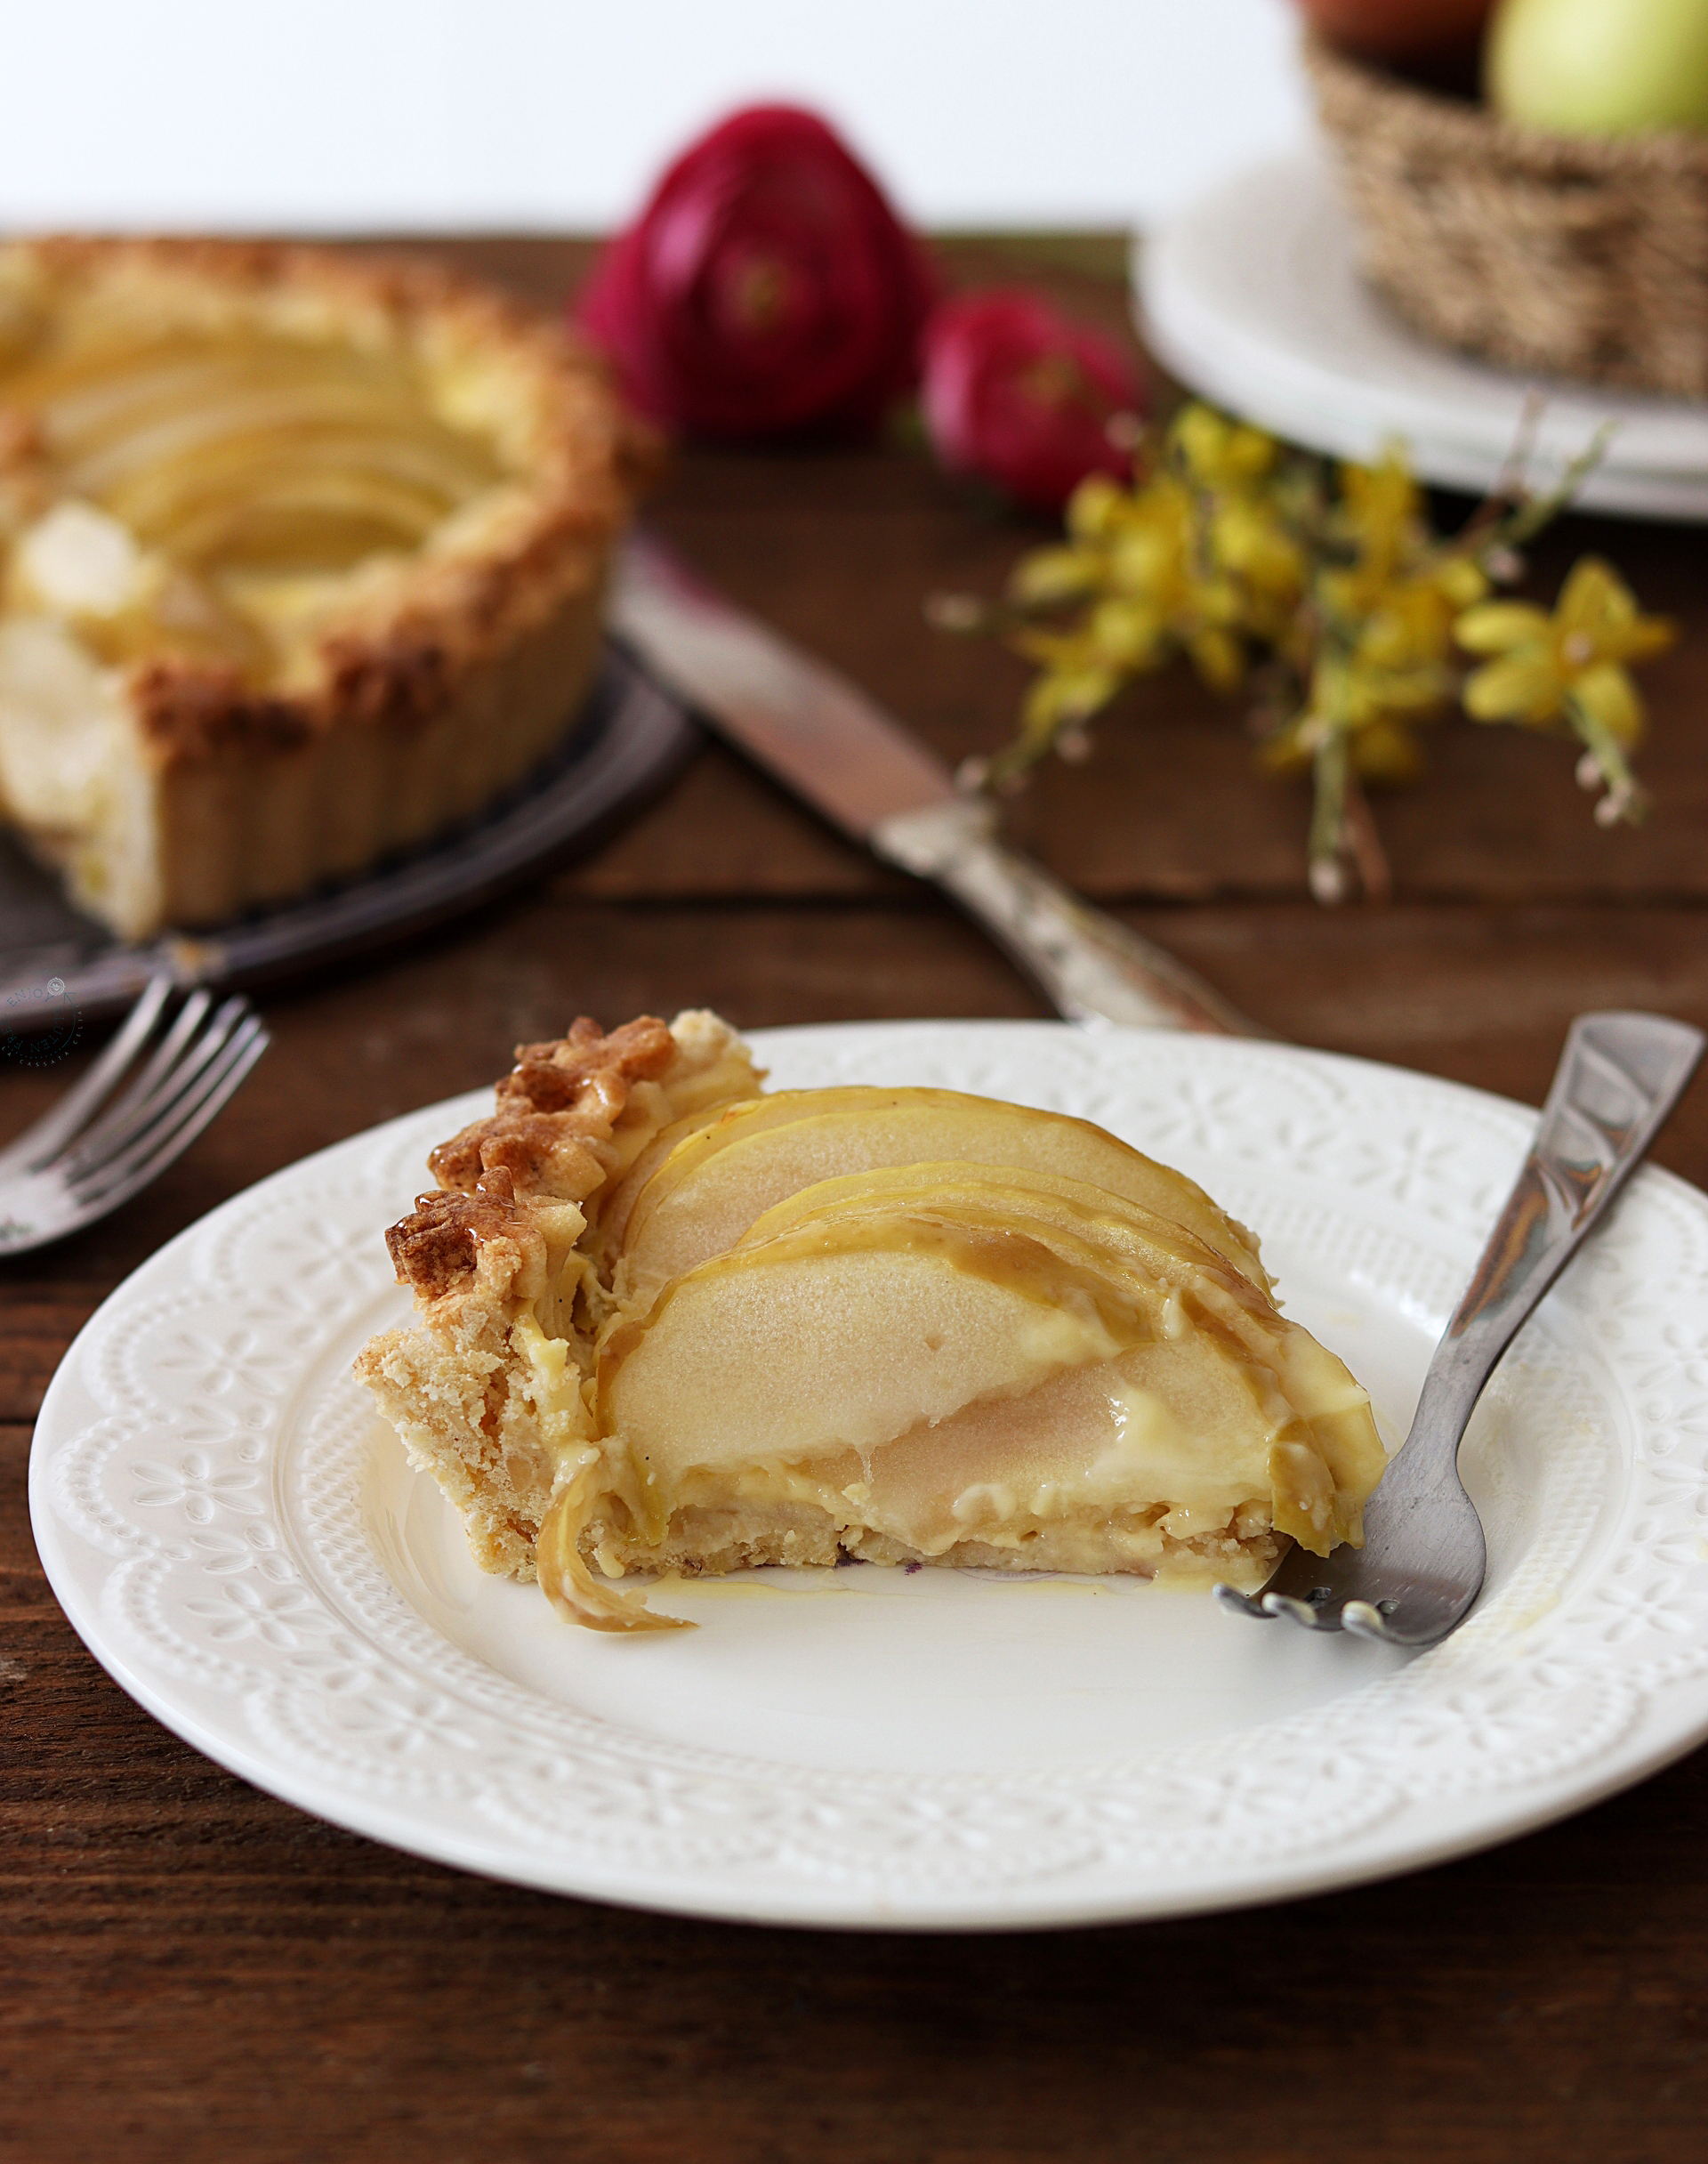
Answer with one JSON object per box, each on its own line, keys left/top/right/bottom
{"left": 608, "top": 533, "right": 1261, "bottom": 1036}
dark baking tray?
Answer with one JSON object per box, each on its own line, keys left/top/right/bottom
{"left": 0, "top": 644, "right": 698, "bottom": 1030}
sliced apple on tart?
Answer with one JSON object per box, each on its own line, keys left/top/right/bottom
{"left": 590, "top": 1084, "right": 1273, "bottom": 1310}
{"left": 358, "top": 1013, "right": 1387, "bottom": 1632}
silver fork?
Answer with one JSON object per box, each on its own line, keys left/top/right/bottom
{"left": 0, "top": 975, "right": 270, "bottom": 1255}
{"left": 1214, "top": 1011, "right": 1704, "bottom": 1648}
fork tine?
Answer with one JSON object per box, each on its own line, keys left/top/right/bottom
{"left": 64, "top": 989, "right": 222, "bottom": 1169}
{"left": 73, "top": 1013, "right": 264, "bottom": 1193}
{"left": 71, "top": 1016, "right": 269, "bottom": 1207}
{"left": 0, "top": 973, "right": 176, "bottom": 1176}
{"left": 65, "top": 995, "right": 246, "bottom": 1178}
{"left": 1340, "top": 1599, "right": 1448, "bottom": 1647}
{"left": 1211, "top": 1585, "right": 1275, "bottom": 1621}
{"left": 1261, "top": 1592, "right": 1337, "bottom": 1630}
{"left": 72, "top": 1032, "right": 270, "bottom": 1222}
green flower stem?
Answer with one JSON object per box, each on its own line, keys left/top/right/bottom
{"left": 1499, "top": 427, "right": 1615, "bottom": 551}
{"left": 1341, "top": 764, "right": 1394, "bottom": 904}
{"left": 1309, "top": 725, "right": 1349, "bottom": 901}
{"left": 1563, "top": 690, "right": 1646, "bottom": 824}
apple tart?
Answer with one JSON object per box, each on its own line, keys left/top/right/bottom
{"left": 0, "top": 238, "right": 650, "bottom": 938}
{"left": 356, "top": 1012, "right": 1389, "bottom": 1632}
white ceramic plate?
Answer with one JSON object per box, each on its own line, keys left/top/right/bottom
{"left": 28, "top": 1021, "right": 1708, "bottom": 1930}
{"left": 1139, "top": 152, "right": 1708, "bottom": 521}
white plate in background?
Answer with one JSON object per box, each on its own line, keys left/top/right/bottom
{"left": 1139, "top": 152, "right": 1708, "bottom": 520}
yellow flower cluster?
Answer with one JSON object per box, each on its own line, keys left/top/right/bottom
{"left": 945, "top": 404, "right": 1674, "bottom": 901}
{"left": 1458, "top": 558, "right": 1672, "bottom": 826}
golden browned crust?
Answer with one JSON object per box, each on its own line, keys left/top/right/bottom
{"left": 0, "top": 408, "right": 42, "bottom": 468}
{"left": 355, "top": 1009, "right": 765, "bottom": 1584}
{"left": 426, "top": 1014, "right": 679, "bottom": 1198}
{"left": 384, "top": 1016, "right": 688, "bottom": 1303}
{"left": 128, "top": 510, "right": 618, "bottom": 772}
{"left": 142, "top": 582, "right": 608, "bottom": 930}
{"left": 130, "top": 662, "right": 314, "bottom": 761}
{"left": 384, "top": 1167, "right": 526, "bottom": 1303}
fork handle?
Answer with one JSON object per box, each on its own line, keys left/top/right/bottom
{"left": 1397, "top": 1012, "right": 1704, "bottom": 1492}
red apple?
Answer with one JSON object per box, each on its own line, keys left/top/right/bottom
{"left": 1295, "top": 0, "right": 1497, "bottom": 64}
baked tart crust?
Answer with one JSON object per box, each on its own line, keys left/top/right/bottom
{"left": 0, "top": 238, "right": 654, "bottom": 936}
{"left": 357, "top": 1013, "right": 1389, "bottom": 1633}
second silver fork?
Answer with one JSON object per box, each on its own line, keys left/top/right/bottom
{"left": 0, "top": 976, "right": 269, "bottom": 1255}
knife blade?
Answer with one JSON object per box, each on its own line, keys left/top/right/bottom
{"left": 608, "top": 533, "right": 1262, "bottom": 1037}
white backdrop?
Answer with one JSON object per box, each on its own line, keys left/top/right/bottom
{"left": 0, "top": 0, "right": 1309, "bottom": 232}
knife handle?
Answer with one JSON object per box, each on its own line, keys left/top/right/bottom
{"left": 871, "top": 800, "right": 1264, "bottom": 1037}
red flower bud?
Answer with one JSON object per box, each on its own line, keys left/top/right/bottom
{"left": 577, "top": 105, "right": 938, "bottom": 440}
{"left": 921, "top": 289, "right": 1145, "bottom": 514}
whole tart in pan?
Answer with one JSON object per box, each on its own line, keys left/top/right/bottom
{"left": 0, "top": 238, "right": 651, "bottom": 939}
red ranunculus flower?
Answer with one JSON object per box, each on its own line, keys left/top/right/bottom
{"left": 921, "top": 289, "right": 1144, "bottom": 514}
{"left": 577, "top": 105, "right": 938, "bottom": 440}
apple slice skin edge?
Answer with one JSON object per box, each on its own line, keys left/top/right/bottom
{"left": 608, "top": 1086, "right": 1271, "bottom": 1301}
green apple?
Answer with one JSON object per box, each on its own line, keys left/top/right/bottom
{"left": 1487, "top": 0, "right": 1708, "bottom": 137}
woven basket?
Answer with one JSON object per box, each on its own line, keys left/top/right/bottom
{"left": 1303, "top": 30, "right": 1708, "bottom": 400}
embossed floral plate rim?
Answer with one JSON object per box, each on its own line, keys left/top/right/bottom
{"left": 28, "top": 1021, "right": 1708, "bottom": 1931}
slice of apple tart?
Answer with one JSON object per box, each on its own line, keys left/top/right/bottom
{"left": 357, "top": 1013, "right": 1388, "bottom": 1631}
{"left": 0, "top": 238, "right": 649, "bottom": 938}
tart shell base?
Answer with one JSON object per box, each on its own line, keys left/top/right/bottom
{"left": 580, "top": 1506, "right": 1281, "bottom": 1594}
{"left": 143, "top": 569, "right": 606, "bottom": 932}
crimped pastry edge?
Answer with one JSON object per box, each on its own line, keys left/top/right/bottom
{"left": 356, "top": 1011, "right": 768, "bottom": 1580}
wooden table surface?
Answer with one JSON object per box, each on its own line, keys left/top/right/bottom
{"left": 4, "top": 238, "right": 1707, "bottom": 2163}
